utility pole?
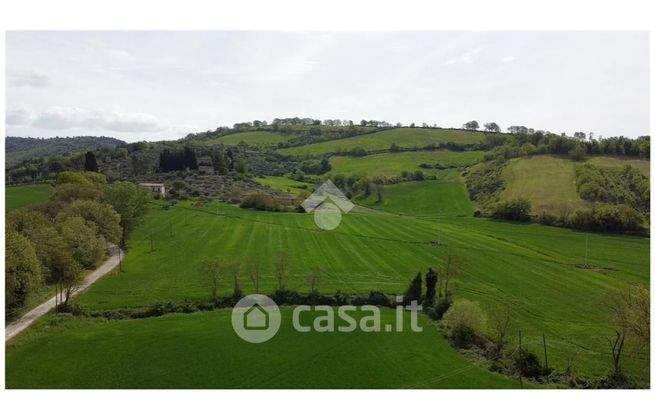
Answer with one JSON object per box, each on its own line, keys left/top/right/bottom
{"left": 118, "top": 246, "right": 123, "bottom": 272}
{"left": 518, "top": 330, "right": 523, "bottom": 389}
{"left": 584, "top": 233, "right": 589, "bottom": 268}
{"left": 542, "top": 333, "right": 549, "bottom": 383}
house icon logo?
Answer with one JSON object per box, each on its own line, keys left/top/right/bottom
{"left": 244, "top": 304, "right": 269, "bottom": 330}
{"left": 231, "top": 294, "right": 281, "bottom": 343}
{"left": 301, "top": 179, "right": 355, "bottom": 230}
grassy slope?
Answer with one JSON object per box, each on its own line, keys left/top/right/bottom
{"left": 355, "top": 176, "right": 474, "bottom": 217}
{"left": 203, "top": 131, "right": 290, "bottom": 146}
{"left": 278, "top": 128, "right": 486, "bottom": 156}
{"left": 329, "top": 151, "right": 485, "bottom": 179}
{"left": 5, "top": 184, "right": 53, "bottom": 209}
{"left": 6, "top": 309, "right": 520, "bottom": 389}
{"left": 500, "top": 155, "right": 650, "bottom": 215}
{"left": 254, "top": 176, "right": 310, "bottom": 195}
{"left": 65, "top": 199, "right": 650, "bottom": 381}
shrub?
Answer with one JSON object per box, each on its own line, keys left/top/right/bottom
{"left": 571, "top": 204, "right": 644, "bottom": 233}
{"left": 240, "top": 191, "right": 280, "bottom": 211}
{"left": 491, "top": 198, "right": 531, "bottom": 221}
{"left": 569, "top": 144, "right": 587, "bottom": 161}
{"left": 442, "top": 299, "right": 487, "bottom": 348}
{"left": 513, "top": 349, "right": 550, "bottom": 379}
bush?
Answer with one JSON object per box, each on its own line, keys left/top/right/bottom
{"left": 240, "top": 191, "right": 281, "bottom": 211}
{"left": 569, "top": 144, "right": 587, "bottom": 161}
{"left": 491, "top": 198, "right": 531, "bottom": 221}
{"left": 442, "top": 299, "right": 487, "bottom": 348}
{"left": 513, "top": 349, "right": 550, "bottom": 379}
{"left": 571, "top": 204, "right": 644, "bottom": 233}
{"left": 429, "top": 297, "right": 452, "bottom": 320}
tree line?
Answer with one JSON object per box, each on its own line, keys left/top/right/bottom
{"left": 5, "top": 172, "right": 151, "bottom": 317}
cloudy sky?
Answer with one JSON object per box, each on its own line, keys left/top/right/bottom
{"left": 5, "top": 31, "right": 649, "bottom": 142}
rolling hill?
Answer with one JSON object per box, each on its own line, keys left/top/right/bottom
{"left": 278, "top": 128, "right": 487, "bottom": 156}
{"left": 5, "top": 136, "right": 126, "bottom": 167}
{"left": 499, "top": 155, "right": 650, "bottom": 215}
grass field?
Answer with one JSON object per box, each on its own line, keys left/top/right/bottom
{"left": 254, "top": 175, "right": 310, "bottom": 195}
{"left": 204, "top": 131, "right": 290, "bottom": 146}
{"left": 5, "top": 309, "right": 521, "bottom": 388}
{"left": 355, "top": 178, "right": 474, "bottom": 217}
{"left": 278, "top": 128, "right": 486, "bottom": 156}
{"left": 5, "top": 155, "right": 650, "bottom": 387}
{"left": 5, "top": 183, "right": 53, "bottom": 209}
{"left": 329, "top": 150, "right": 485, "bottom": 179}
{"left": 500, "top": 155, "right": 650, "bottom": 215}
{"left": 52, "top": 197, "right": 649, "bottom": 383}
{"left": 587, "top": 156, "right": 650, "bottom": 176}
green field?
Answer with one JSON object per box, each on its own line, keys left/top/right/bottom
{"left": 5, "top": 183, "right": 53, "bottom": 209}
{"left": 500, "top": 155, "right": 650, "bottom": 215}
{"left": 254, "top": 175, "right": 310, "bottom": 195}
{"left": 204, "top": 131, "right": 290, "bottom": 146}
{"left": 5, "top": 308, "right": 521, "bottom": 388}
{"left": 278, "top": 128, "right": 486, "bottom": 156}
{"left": 329, "top": 150, "right": 484, "bottom": 179}
{"left": 5, "top": 154, "right": 650, "bottom": 387}
{"left": 355, "top": 177, "right": 474, "bottom": 217}
{"left": 45, "top": 196, "right": 646, "bottom": 383}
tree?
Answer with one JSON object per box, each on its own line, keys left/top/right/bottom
{"left": 248, "top": 257, "right": 262, "bottom": 294}
{"left": 307, "top": 269, "right": 322, "bottom": 294}
{"left": 463, "top": 120, "right": 479, "bottom": 130}
{"left": 569, "top": 144, "right": 587, "bottom": 161}
{"left": 231, "top": 265, "right": 242, "bottom": 300}
{"left": 5, "top": 228, "right": 42, "bottom": 311}
{"left": 273, "top": 251, "right": 289, "bottom": 291}
{"left": 84, "top": 151, "right": 98, "bottom": 172}
{"left": 104, "top": 181, "right": 151, "bottom": 247}
{"left": 442, "top": 299, "right": 487, "bottom": 348}
{"left": 491, "top": 198, "right": 532, "bottom": 222}
{"left": 425, "top": 267, "right": 438, "bottom": 305}
{"left": 183, "top": 146, "right": 198, "bottom": 170}
{"left": 57, "top": 199, "right": 121, "bottom": 244}
{"left": 213, "top": 147, "right": 229, "bottom": 175}
{"left": 404, "top": 272, "right": 422, "bottom": 303}
{"left": 200, "top": 257, "right": 223, "bottom": 304}
{"left": 235, "top": 158, "right": 248, "bottom": 174}
{"left": 484, "top": 122, "right": 500, "bottom": 132}
{"left": 489, "top": 304, "right": 515, "bottom": 357}
{"left": 59, "top": 216, "right": 107, "bottom": 268}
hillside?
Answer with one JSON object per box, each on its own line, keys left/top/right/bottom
{"left": 278, "top": 128, "right": 487, "bottom": 156}
{"left": 202, "top": 131, "right": 291, "bottom": 147}
{"left": 42, "top": 200, "right": 649, "bottom": 384}
{"left": 5, "top": 136, "right": 126, "bottom": 167}
{"left": 499, "top": 155, "right": 650, "bottom": 215}
{"left": 329, "top": 150, "right": 484, "bottom": 179}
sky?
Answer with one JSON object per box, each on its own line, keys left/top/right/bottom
{"left": 5, "top": 31, "right": 650, "bottom": 142}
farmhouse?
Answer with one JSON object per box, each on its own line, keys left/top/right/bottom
{"left": 140, "top": 182, "right": 166, "bottom": 198}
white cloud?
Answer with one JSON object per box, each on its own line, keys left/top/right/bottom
{"left": 442, "top": 47, "right": 483, "bottom": 65}
{"left": 6, "top": 107, "right": 35, "bottom": 125}
{"left": 9, "top": 70, "right": 52, "bottom": 88}
{"left": 8, "top": 106, "right": 169, "bottom": 133}
{"left": 4, "top": 32, "right": 650, "bottom": 140}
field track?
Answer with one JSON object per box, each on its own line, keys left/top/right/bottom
{"left": 5, "top": 246, "right": 121, "bottom": 341}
